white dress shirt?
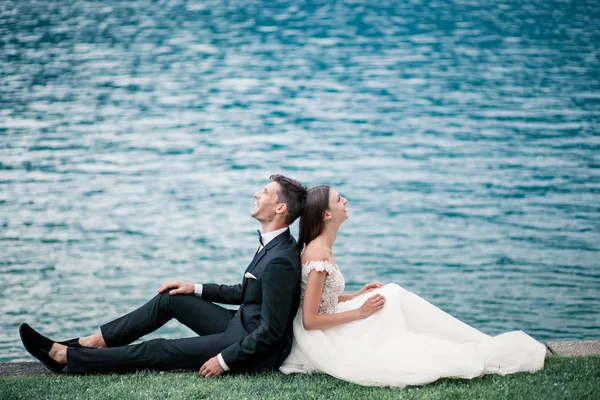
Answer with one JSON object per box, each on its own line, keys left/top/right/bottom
{"left": 194, "top": 227, "right": 289, "bottom": 371}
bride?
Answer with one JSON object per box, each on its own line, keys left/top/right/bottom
{"left": 279, "top": 185, "right": 546, "bottom": 387}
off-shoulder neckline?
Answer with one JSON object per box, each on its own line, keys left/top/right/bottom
{"left": 301, "top": 259, "right": 339, "bottom": 271}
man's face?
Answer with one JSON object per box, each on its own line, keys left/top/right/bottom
{"left": 251, "top": 181, "right": 282, "bottom": 222}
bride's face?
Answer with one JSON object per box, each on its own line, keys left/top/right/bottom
{"left": 326, "top": 189, "right": 349, "bottom": 224}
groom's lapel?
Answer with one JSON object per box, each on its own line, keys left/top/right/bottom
{"left": 244, "top": 248, "right": 267, "bottom": 277}
{"left": 241, "top": 229, "right": 290, "bottom": 291}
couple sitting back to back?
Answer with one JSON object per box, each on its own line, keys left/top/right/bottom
{"left": 20, "top": 174, "right": 546, "bottom": 388}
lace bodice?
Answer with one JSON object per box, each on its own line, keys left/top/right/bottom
{"left": 300, "top": 260, "right": 345, "bottom": 315}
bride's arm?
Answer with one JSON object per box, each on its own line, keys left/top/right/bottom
{"left": 302, "top": 270, "right": 385, "bottom": 331}
{"left": 338, "top": 281, "right": 385, "bottom": 303}
{"left": 338, "top": 293, "right": 355, "bottom": 302}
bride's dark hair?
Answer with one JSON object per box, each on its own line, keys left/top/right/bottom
{"left": 298, "top": 185, "right": 330, "bottom": 249}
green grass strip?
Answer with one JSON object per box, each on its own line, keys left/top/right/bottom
{"left": 1, "top": 356, "right": 599, "bottom": 400}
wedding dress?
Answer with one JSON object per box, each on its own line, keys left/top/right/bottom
{"left": 279, "top": 260, "right": 546, "bottom": 387}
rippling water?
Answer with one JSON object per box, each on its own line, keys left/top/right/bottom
{"left": 1, "top": 0, "right": 599, "bottom": 362}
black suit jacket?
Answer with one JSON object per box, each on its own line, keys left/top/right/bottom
{"left": 201, "top": 229, "right": 301, "bottom": 372}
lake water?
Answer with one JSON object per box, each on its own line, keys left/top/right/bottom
{"left": 1, "top": 0, "right": 599, "bottom": 362}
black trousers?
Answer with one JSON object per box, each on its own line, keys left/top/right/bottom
{"left": 66, "top": 293, "right": 238, "bottom": 374}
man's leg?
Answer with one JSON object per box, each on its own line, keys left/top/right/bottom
{"left": 66, "top": 334, "right": 232, "bottom": 374}
{"left": 98, "top": 292, "right": 235, "bottom": 347}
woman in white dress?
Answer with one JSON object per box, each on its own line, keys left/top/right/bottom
{"left": 279, "top": 185, "right": 546, "bottom": 387}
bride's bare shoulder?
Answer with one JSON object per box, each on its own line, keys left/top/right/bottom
{"left": 301, "top": 241, "right": 333, "bottom": 266}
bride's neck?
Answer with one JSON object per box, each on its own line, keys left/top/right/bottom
{"left": 319, "top": 223, "right": 339, "bottom": 250}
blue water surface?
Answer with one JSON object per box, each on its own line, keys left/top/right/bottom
{"left": 1, "top": 0, "right": 599, "bottom": 362}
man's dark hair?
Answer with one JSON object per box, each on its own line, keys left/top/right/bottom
{"left": 270, "top": 174, "right": 308, "bottom": 225}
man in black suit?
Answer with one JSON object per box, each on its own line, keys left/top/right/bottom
{"left": 19, "top": 174, "right": 307, "bottom": 377}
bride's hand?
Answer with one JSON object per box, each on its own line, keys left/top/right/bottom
{"left": 358, "top": 293, "right": 386, "bottom": 319}
{"left": 357, "top": 282, "right": 384, "bottom": 296}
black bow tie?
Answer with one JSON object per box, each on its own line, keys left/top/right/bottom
{"left": 257, "top": 230, "right": 264, "bottom": 246}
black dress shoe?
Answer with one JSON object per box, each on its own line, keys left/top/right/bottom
{"left": 19, "top": 323, "right": 66, "bottom": 373}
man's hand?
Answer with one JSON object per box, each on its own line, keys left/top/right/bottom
{"left": 157, "top": 281, "right": 195, "bottom": 296}
{"left": 199, "top": 356, "right": 225, "bottom": 378}
{"left": 356, "top": 281, "right": 384, "bottom": 296}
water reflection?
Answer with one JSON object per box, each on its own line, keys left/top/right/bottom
{"left": 1, "top": 0, "right": 599, "bottom": 361}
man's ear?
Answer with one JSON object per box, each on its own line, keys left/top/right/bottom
{"left": 276, "top": 203, "right": 288, "bottom": 215}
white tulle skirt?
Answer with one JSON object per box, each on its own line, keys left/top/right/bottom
{"left": 279, "top": 283, "right": 546, "bottom": 387}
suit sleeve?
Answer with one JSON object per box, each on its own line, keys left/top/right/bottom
{"left": 220, "top": 257, "right": 297, "bottom": 370}
{"left": 201, "top": 283, "right": 242, "bottom": 305}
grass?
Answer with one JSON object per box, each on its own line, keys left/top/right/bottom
{"left": 1, "top": 356, "right": 599, "bottom": 400}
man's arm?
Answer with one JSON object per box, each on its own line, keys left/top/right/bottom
{"left": 219, "top": 257, "right": 297, "bottom": 370}
{"left": 157, "top": 281, "right": 242, "bottom": 305}
{"left": 201, "top": 283, "right": 243, "bottom": 305}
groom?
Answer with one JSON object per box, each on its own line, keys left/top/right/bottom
{"left": 19, "top": 174, "right": 307, "bottom": 376}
